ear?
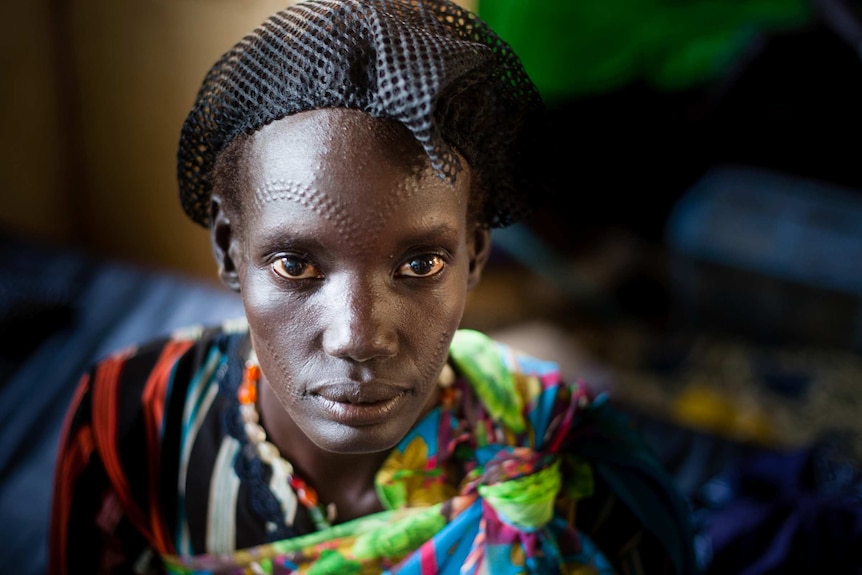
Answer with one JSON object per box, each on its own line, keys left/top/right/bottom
{"left": 466, "top": 225, "right": 492, "bottom": 291}
{"left": 210, "top": 196, "right": 242, "bottom": 292}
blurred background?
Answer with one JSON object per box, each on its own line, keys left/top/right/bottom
{"left": 1, "top": 0, "right": 310, "bottom": 279}
{"left": 2, "top": 0, "right": 862, "bottom": 573}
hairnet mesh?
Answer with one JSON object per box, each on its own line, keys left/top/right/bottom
{"left": 177, "top": 0, "right": 548, "bottom": 228}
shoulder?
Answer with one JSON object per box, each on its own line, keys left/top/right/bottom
{"left": 70, "top": 318, "right": 250, "bottom": 492}
{"left": 91, "top": 318, "right": 246, "bottom": 385}
{"left": 449, "top": 329, "right": 697, "bottom": 573}
{"left": 82, "top": 318, "right": 250, "bottom": 433}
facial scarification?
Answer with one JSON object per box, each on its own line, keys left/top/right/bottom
{"left": 252, "top": 163, "right": 433, "bottom": 251}
{"left": 226, "top": 108, "right": 478, "bottom": 458}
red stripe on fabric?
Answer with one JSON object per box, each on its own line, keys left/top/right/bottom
{"left": 419, "top": 540, "right": 438, "bottom": 574}
{"left": 91, "top": 351, "right": 153, "bottom": 541}
{"left": 49, "top": 374, "right": 92, "bottom": 575}
{"left": 548, "top": 383, "right": 589, "bottom": 454}
{"left": 141, "top": 339, "right": 194, "bottom": 555}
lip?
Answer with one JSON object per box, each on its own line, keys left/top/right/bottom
{"left": 307, "top": 381, "right": 410, "bottom": 426}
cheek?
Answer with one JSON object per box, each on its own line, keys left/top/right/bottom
{"left": 417, "top": 290, "right": 465, "bottom": 334}
{"left": 247, "top": 322, "right": 310, "bottom": 421}
{"left": 395, "top": 261, "right": 474, "bottom": 368}
{"left": 408, "top": 281, "right": 469, "bottom": 362}
{"left": 242, "top": 278, "right": 316, "bottom": 389}
{"left": 241, "top": 262, "right": 315, "bottom": 330}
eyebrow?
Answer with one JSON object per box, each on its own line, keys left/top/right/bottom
{"left": 393, "top": 221, "right": 461, "bottom": 246}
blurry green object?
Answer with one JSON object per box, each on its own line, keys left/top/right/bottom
{"left": 477, "top": 0, "right": 812, "bottom": 103}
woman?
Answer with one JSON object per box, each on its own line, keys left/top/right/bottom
{"left": 49, "top": 1, "right": 697, "bottom": 573}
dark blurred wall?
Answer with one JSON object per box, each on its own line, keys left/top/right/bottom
{"left": 0, "top": 1, "right": 68, "bottom": 242}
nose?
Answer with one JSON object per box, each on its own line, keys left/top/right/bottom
{"left": 321, "top": 276, "right": 398, "bottom": 362}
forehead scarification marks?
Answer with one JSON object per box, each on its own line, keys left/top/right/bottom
{"left": 253, "top": 167, "right": 436, "bottom": 252}
{"left": 353, "top": 161, "right": 434, "bottom": 251}
{"left": 254, "top": 177, "right": 361, "bottom": 245}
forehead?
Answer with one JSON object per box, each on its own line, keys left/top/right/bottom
{"left": 245, "top": 108, "right": 428, "bottom": 187}
{"left": 230, "top": 108, "right": 472, "bottom": 246}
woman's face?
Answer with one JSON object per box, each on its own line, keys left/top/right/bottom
{"left": 217, "top": 108, "right": 487, "bottom": 455}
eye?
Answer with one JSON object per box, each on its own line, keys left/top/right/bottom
{"left": 271, "top": 255, "right": 322, "bottom": 280}
{"left": 397, "top": 254, "right": 445, "bottom": 278}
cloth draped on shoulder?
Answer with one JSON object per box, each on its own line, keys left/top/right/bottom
{"left": 50, "top": 324, "right": 697, "bottom": 575}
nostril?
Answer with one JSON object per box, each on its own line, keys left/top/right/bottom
{"left": 323, "top": 328, "right": 397, "bottom": 362}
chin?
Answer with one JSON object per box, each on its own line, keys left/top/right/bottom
{"left": 312, "top": 424, "right": 407, "bottom": 455}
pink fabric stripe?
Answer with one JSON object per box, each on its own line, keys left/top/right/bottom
{"left": 419, "top": 540, "right": 437, "bottom": 574}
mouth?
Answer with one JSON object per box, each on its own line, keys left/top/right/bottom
{"left": 308, "top": 382, "right": 410, "bottom": 426}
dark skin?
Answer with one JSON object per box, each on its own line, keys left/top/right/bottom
{"left": 210, "top": 108, "right": 492, "bottom": 522}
